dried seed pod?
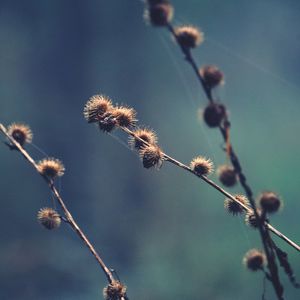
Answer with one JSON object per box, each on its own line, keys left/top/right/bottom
{"left": 224, "top": 194, "right": 249, "bottom": 216}
{"left": 203, "top": 103, "right": 226, "bottom": 128}
{"left": 129, "top": 128, "right": 157, "bottom": 149}
{"left": 200, "top": 65, "right": 224, "bottom": 89}
{"left": 7, "top": 123, "right": 33, "bottom": 146}
{"left": 83, "top": 95, "right": 113, "bottom": 123}
{"left": 217, "top": 164, "right": 237, "bottom": 187}
{"left": 37, "top": 207, "right": 61, "bottom": 230}
{"left": 257, "top": 191, "right": 282, "bottom": 214}
{"left": 245, "top": 209, "right": 262, "bottom": 229}
{"left": 103, "top": 280, "right": 127, "bottom": 300}
{"left": 243, "top": 249, "right": 266, "bottom": 271}
{"left": 145, "top": 3, "right": 174, "bottom": 26}
{"left": 190, "top": 156, "right": 213, "bottom": 176}
{"left": 112, "top": 106, "right": 137, "bottom": 128}
{"left": 174, "top": 26, "right": 204, "bottom": 48}
{"left": 98, "top": 112, "right": 118, "bottom": 132}
{"left": 37, "top": 158, "right": 65, "bottom": 179}
{"left": 140, "top": 145, "right": 163, "bottom": 169}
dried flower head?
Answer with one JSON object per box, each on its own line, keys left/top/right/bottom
{"left": 200, "top": 65, "right": 224, "bottom": 89}
{"left": 224, "top": 194, "right": 249, "bottom": 215}
{"left": 112, "top": 106, "right": 137, "bottom": 128}
{"left": 140, "top": 144, "right": 163, "bottom": 169}
{"left": 190, "top": 156, "right": 213, "bottom": 176}
{"left": 129, "top": 128, "right": 157, "bottom": 149}
{"left": 7, "top": 123, "right": 33, "bottom": 146}
{"left": 243, "top": 249, "right": 266, "bottom": 271}
{"left": 83, "top": 95, "right": 113, "bottom": 123}
{"left": 245, "top": 209, "right": 262, "bottom": 229}
{"left": 145, "top": 3, "right": 174, "bottom": 26}
{"left": 202, "top": 103, "right": 226, "bottom": 128}
{"left": 174, "top": 26, "right": 204, "bottom": 48}
{"left": 37, "top": 207, "right": 61, "bottom": 230}
{"left": 37, "top": 158, "right": 65, "bottom": 179}
{"left": 217, "top": 164, "right": 237, "bottom": 187}
{"left": 98, "top": 112, "right": 118, "bottom": 132}
{"left": 103, "top": 280, "right": 127, "bottom": 300}
{"left": 258, "top": 191, "right": 282, "bottom": 214}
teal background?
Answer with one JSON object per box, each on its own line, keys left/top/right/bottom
{"left": 0, "top": 0, "right": 300, "bottom": 299}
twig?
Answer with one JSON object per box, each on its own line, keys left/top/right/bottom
{"left": 0, "top": 123, "right": 123, "bottom": 292}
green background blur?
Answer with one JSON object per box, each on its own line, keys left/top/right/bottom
{"left": 1, "top": 0, "right": 300, "bottom": 299}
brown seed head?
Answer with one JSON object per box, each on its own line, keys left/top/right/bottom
{"left": 140, "top": 144, "right": 163, "bottom": 169}
{"left": 145, "top": 3, "right": 174, "bottom": 26}
{"left": 103, "top": 280, "right": 127, "bottom": 300}
{"left": 245, "top": 209, "right": 262, "bottom": 229}
{"left": 190, "top": 156, "right": 213, "bottom": 176}
{"left": 98, "top": 112, "right": 118, "bottom": 132}
{"left": 37, "top": 207, "right": 61, "bottom": 230}
{"left": 37, "top": 158, "right": 65, "bottom": 179}
{"left": 174, "top": 26, "right": 204, "bottom": 48}
{"left": 200, "top": 65, "right": 224, "bottom": 89}
{"left": 203, "top": 103, "right": 226, "bottom": 128}
{"left": 7, "top": 123, "right": 33, "bottom": 146}
{"left": 243, "top": 249, "right": 266, "bottom": 271}
{"left": 83, "top": 95, "right": 113, "bottom": 123}
{"left": 129, "top": 128, "right": 157, "bottom": 149}
{"left": 257, "top": 191, "right": 282, "bottom": 214}
{"left": 112, "top": 106, "right": 137, "bottom": 128}
{"left": 217, "top": 164, "right": 237, "bottom": 187}
{"left": 224, "top": 194, "right": 249, "bottom": 216}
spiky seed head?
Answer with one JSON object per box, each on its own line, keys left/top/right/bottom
{"left": 7, "top": 123, "right": 33, "bottom": 146}
{"left": 258, "top": 191, "right": 282, "bottom": 214}
{"left": 37, "top": 207, "right": 61, "bottom": 230}
{"left": 145, "top": 3, "right": 174, "bottom": 26}
{"left": 245, "top": 209, "right": 262, "bottom": 229}
{"left": 243, "top": 249, "right": 266, "bottom": 271}
{"left": 174, "top": 26, "right": 204, "bottom": 48}
{"left": 98, "top": 112, "right": 118, "bottom": 132}
{"left": 37, "top": 158, "right": 65, "bottom": 179}
{"left": 200, "top": 65, "right": 224, "bottom": 89}
{"left": 140, "top": 145, "right": 163, "bottom": 169}
{"left": 203, "top": 103, "right": 226, "bottom": 128}
{"left": 112, "top": 106, "right": 137, "bottom": 128}
{"left": 224, "top": 194, "right": 249, "bottom": 216}
{"left": 129, "top": 128, "right": 157, "bottom": 149}
{"left": 217, "top": 164, "right": 237, "bottom": 187}
{"left": 83, "top": 95, "right": 113, "bottom": 123}
{"left": 190, "top": 156, "right": 213, "bottom": 176}
{"left": 103, "top": 281, "right": 127, "bottom": 300}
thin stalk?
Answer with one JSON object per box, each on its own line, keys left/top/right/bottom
{"left": 0, "top": 123, "right": 115, "bottom": 284}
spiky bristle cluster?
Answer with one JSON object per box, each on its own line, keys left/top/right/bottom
{"left": 140, "top": 144, "right": 164, "bottom": 169}
{"left": 37, "top": 158, "right": 65, "bottom": 179}
{"left": 243, "top": 249, "right": 266, "bottom": 271}
{"left": 83, "top": 95, "right": 113, "bottom": 123}
{"left": 144, "top": 1, "right": 174, "bottom": 27}
{"left": 217, "top": 164, "right": 237, "bottom": 187}
{"left": 129, "top": 128, "right": 157, "bottom": 150}
{"left": 190, "top": 156, "right": 213, "bottom": 176}
{"left": 200, "top": 65, "right": 224, "bottom": 89}
{"left": 203, "top": 103, "right": 226, "bottom": 128}
{"left": 84, "top": 95, "right": 137, "bottom": 132}
{"left": 257, "top": 191, "right": 282, "bottom": 214}
{"left": 245, "top": 209, "right": 262, "bottom": 229}
{"left": 103, "top": 281, "right": 127, "bottom": 300}
{"left": 174, "top": 26, "right": 204, "bottom": 48}
{"left": 224, "top": 194, "right": 249, "bottom": 215}
{"left": 37, "top": 207, "right": 61, "bottom": 230}
{"left": 7, "top": 123, "right": 33, "bottom": 146}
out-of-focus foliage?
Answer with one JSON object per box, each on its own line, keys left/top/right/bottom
{"left": 0, "top": 0, "right": 300, "bottom": 299}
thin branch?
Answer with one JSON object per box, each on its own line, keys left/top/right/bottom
{"left": 0, "top": 123, "right": 115, "bottom": 284}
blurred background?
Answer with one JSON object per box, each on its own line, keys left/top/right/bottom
{"left": 1, "top": 0, "right": 300, "bottom": 299}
